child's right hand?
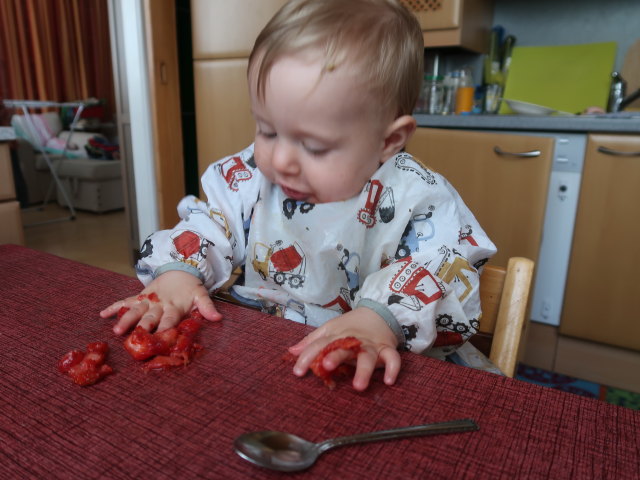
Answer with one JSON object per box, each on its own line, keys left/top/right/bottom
{"left": 287, "top": 306, "right": 401, "bottom": 391}
{"left": 100, "top": 270, "right": 222, "bottom": 335}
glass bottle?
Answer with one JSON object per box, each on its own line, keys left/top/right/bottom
{"left": 424, "top": 75, "right": 444, "bottom": 115}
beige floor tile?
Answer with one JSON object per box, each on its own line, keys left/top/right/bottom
{"left": 22, "top": 204, "right": 136, "bottom": 277}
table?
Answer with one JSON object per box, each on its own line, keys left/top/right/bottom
{"left": 1, "top": 245, "right": 638, "bottom": 479}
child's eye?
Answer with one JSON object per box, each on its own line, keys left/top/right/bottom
{"left": 303, "top": 143, "right": 328, "bottom": 156}
{"left": 259, "top": 130, "right": 277, "bottom": 139}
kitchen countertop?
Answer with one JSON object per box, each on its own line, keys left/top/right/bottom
{"left": 414, "top": 112, "right": 640, "bottom": 133}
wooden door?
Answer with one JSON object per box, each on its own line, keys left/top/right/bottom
{"left": 143, "top": 0, "right": 185, "bottom": 228}
{"left": 560, "top": 134, "right": 640, "bottom": 351}
{"left": 406, "top": 128, "right": 554, "bottom": 267}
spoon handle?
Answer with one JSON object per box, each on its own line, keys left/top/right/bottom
{"left": 318, "top": 419, "right": 478, "bottom": 453}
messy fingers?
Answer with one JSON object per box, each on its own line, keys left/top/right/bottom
{"left": 138, "top": 303, "right": 163, "bottom": 332}
{"left": 292, "top": 337, "right": 328, "bottom": 377}
{"left": 113, "top": 300, "right": 149, "bottom": 335}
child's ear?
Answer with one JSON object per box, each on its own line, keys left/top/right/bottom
{"left": 380, "top": 115, "right": 417, "bottom": 163}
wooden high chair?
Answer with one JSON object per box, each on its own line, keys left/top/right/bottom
{"left": 468, "top": 257, "right": 535, "bottom": 377}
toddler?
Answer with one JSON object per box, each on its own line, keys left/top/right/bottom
{"left": 101, "top": 0, "right": 496, "bottom": 390}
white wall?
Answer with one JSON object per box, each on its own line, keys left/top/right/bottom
{"left": 494, "top": 0, "right": 640, "bottom": 71}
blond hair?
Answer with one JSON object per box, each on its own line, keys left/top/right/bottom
{"left": 249, "top": 0, "right": 424, "bottom": 117}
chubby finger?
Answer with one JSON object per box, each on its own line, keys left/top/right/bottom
{"left": 194, "top": 294, "right": 223, "bottom": 322}
{"left": 99, "top": 300, "right": 126, "bottom": 319}
{"left": 351, "top": 350, "right": 377, "bottom": 392}
{"left": 138, "top": 303, "right": 163, "bottom": 331}
{"left": 156, "top": 304, "right": 183, "bottom": 332}
{"left": 379, "top": 346, "right": 401, "bottom": 385}
{"left": 113, "top": 301, "right": 149, "bottom": 335}
{"left": 292, "top": 338, "right": 328, "bottom": 377}
{"left": 320, "top": 347, "right": 358, "bottom": 371}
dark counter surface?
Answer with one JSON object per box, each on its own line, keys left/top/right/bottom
{"left": 414, "top": 112, "right": 640, "bottom": 133}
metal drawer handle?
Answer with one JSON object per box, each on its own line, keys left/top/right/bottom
{"left": 493, "top": 146, "right": 541, "bottom": 158}
{"left": 597, "top": 146, "right": 640, "bottom": 157}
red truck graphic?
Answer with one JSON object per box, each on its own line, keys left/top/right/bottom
{"left": 389, "top": 256, "right": 444, "bottom": 310}
{"left": 358, "top": 180, "right": 383, "bottom": 228}
{"left": 219, "top": 156, "right": 252, "bottom": 191}
{"left": 358, "top": 180, "right": 394, "bottom": 228}
{"left": 171, "top": 230, "right": 205, "bottom": 267}
{"left": 252, "top": 241, "right": 306, "bottom": 288}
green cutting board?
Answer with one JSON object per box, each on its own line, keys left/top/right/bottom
{"left": 500, "top": 42, "right": 617, "bottom": 114}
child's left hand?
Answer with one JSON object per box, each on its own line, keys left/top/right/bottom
{"left": 287, "top": 307, "right": 401, "bottom": 391}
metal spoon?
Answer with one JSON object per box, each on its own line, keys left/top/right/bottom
{"left": 234, "top": 418, "right": 478, "bottom": 472}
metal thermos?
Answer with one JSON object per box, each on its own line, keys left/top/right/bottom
{"left": 607, "top": 72, "right": 626, "bottom": 112}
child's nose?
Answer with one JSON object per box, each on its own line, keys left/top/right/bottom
{"left": 271, "top": 140, "right": 300, "bottom": 175}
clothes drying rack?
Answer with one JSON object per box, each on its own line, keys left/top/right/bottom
{"left": 3, "top": 99, "right": 98, "bottom": 225}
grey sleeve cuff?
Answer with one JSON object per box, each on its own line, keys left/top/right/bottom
{"left": 356, "top": 298, "right": 406, "bottom": 347}
{"left": 153, "top": 262, "right": 205, "bottom": 282}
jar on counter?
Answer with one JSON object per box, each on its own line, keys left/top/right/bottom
{"left": 423, "top": 74, "right": 444, "bottom": 114}
{"left": 441, "top": 71, "right": 459, "bottom": 115}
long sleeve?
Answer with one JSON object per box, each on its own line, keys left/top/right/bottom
{"left": 135, "top": 145, "right": 261, "bottom": 291}
{"left": 354, "top": 158, "right": 496, "bottom": 355}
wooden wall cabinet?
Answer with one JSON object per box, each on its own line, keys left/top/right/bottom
{"left": 401, "top": 0, "right": 494, "bottom": 53}
{"left": 406, "top": 128, "right": 553, "bottom": 268}
{"left": 190, "top": 0, "right": 288, "bottom": 181}
{"left": 560, "top": 134, "right": 640, "bottom": 351}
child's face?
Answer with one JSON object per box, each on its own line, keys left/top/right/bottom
{"left": 249, "top": 52, "right": 395, "bottom": 204}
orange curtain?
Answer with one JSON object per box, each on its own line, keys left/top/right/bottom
{"left": 0, "top": 0, "right": 115, "bottom": 122}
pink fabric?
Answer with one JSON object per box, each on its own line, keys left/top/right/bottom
{"left": 0, "top": 244, "right": 638, "bottom": 479}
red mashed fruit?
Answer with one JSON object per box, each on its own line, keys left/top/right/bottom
{"left": 309, "top": 336, "right": 363, "bottom": 389}
{"left": 124, "top": 309, "right": 204, "bottom": 372}
{"left": 58, "top": 341, "right": 114, "bottom": 386}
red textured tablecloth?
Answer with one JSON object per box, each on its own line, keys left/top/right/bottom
{"left": 0, "top": 245, "right": 638, "bottom": 479}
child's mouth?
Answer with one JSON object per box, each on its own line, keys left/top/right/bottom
{"left": 281, "top": 185, "right": 308, "bottom": 201}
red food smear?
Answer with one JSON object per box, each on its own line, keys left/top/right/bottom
{"left": 116, "top": 292, "right": 160, "bottom": 321}
{"left": 58, "top": 341, "right": 114, "bottom": 386}
{"left": 136, "top": 292, "right": 160, "bottom": 303}
{"left": 123, "top": 309, "right": 205, "bottom": 372}
{"left": 309, "top": 337, "right": 363, "bottom": 389}
{"left": 147, "top": 292, "right": 160, "bottom": 302}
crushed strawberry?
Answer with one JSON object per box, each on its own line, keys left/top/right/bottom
{"left": 309, "top": 336, "right": 363, "bottom": 389}
{"left": 58, "top": 341, "right": 114, "bottom": 386}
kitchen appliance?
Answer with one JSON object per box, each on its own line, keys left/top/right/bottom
{"left": 528, "top": 133, "right": 587, "bottom": 326}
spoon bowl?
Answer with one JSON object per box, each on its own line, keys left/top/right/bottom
{"left": 234, "top": 418, "right": 479, "bottom": 472}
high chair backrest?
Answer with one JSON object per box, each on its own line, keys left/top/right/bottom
{"left": 472, "top": 257, "right": 535, "bottom": 377}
